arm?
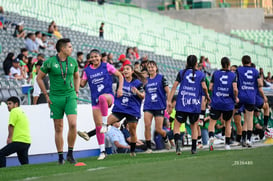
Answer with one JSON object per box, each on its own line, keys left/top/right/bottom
{"left": 131, "top": 86, "right": 145, "bottom": 99}
{"left": 209, "top": 82, "right": 213, "bottom": 92}
{"left": 113, "top": 141, "right": 130, "bottom": 149}
{"left": 258, "top": 78, "right": 268, "bottom": 103}
{"left": 37, "top": 70, "right": 51, "bottom": 104}
{"left": 113, "top": 70, "right": 124, "bottom": 97}
{"left": 7, "top": 125, "right": 14, "bottom": 144}
{"left": 202, "top": 81, "right": 210, "bottom": 102}
{"left": 232, "top": 82, "right": 239, "bottom": 103}
{"left": 73, "top": 71, "right": 80, "bottom": 96}
{"left": 164, "top": 85, "right": 170, "bottom": 107}
{"left": 167, "top": 81, "right": 179, "bottom": 114}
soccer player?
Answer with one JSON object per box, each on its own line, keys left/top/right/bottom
{"left": 80, "top": 49, "right": 123, "bottom": 160}
{"left": 207, "top": 57, "right": 239, "bottom": 151}
{"left": 236, "top": 55, "right": 265, "bottom": 147}
{"left": 143, "top": 60, "right": 171, "bottom": 153}
{"left": 107, "top": 64, "right": 145, "bottom": 156}
{"left": 168, "top": 55, "right": 210, "bottom": 155}
{"left": 0, "top": 97, "right": 31, "bottom": 168}
{"left": 37, "top": 38, "right": 79, "bottom": 164}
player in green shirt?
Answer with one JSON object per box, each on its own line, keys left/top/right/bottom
{"left": 37, "top": 38, "right": 80, "bottom": 164}
{"left": 0, "top": 96, "right": 31, "bottom": 168}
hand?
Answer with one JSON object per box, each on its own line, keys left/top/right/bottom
{"left": 7, "top": 137, "right": 12, "bottom": 144}
{"left": 131, "top": 87, "right": 137, "bottom": 95}
{"left": 235, "top": 97, "right": 239, "bottom": 104}
{"left": 45, "top": 94, "right": 52, "bottom": 107}
{"left": 206, "top": 95, "right": 211, "bottom": 103}
{"left": 264, "top": 96, "right": 268, "bottom": 103}
{"left": 117, "top": 89, "right": 123, "bottom": 97}
{"left": 167, "top": 102, "right": 172, "bottom": 114}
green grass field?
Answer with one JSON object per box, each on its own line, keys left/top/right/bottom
{"left": 1, "top": 145, "right": 273, "bottom": 181}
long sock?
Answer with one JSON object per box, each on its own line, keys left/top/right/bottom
{"left": 258, "top": 129, "right": 264, "bottom": 140}
{"left": 247, "top": 130, "right": 252, "bottom": 141}
{"left": 242, "top": 131, "right": 247, "bottom": 141}
{"left": 130, "top": 142, "right": 136, "bottom": 153}
{"left": 222, "top": 127, "right": 226, "bottom": 136}
{"left": 209, "top": 131, "right": 214, "bottom": 138}
{"left": 99, "top": 96, "right": 108, "bottom": 124}
{"left": 88, "top": 129, "right": 96, "bottom": 137}
{"left": 236, "top": 135, "right": 242, "bottom": 142}
{"left": 99, "top": 144, "right": 105, "bottom": 152}
{"left": 264, "top": 116, "right": 269, "bottom": 127}
{"left": 192, "top": 139, "right": 197, "bottom": 151}
{"left": 225, "top": 137, "right": 230, "bottom": 145}
{"left": 67, "top": 147, "right": 73, "bottom": 156}
{"left": 58, "top": 152, "right": 64, "bottom": 161}
{"left": 174, "top": 133, "right": 180, "bottom": 145}
{"left": 96, "top": 126, "right": 105, "bottom": 152}
{"left": 146, "top": 140, "right": 151, "bottom": 149}
{"left": 163, "top": 135, "right": 168, "bottom": 142}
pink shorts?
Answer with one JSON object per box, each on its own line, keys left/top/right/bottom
{"left": 92, "top": 94, "right": 115, "bottom": 109}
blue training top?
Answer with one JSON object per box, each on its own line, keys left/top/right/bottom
{"left": 144, "top": 74, "right": 168, "bottom": 111}
{"left": 237, "top": 66, "right": 259, "bottom": 105}
{"left": 175, "top": 69, "right": 205, "bottom": 113}
{"left": 210, "top": 70, "right": 236, "bottom": 111}
{"left": 84, "top": 62, "right": 114, "bottom": 106}
{"left": 112, "top": 78, "right": 143, "bottom": 118}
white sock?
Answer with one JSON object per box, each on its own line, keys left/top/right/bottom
{"left": 102, "top": 116, "right": 107, "bottom": 125}
{"left": 100, "top": 144, "right": 105, "bottom": 152}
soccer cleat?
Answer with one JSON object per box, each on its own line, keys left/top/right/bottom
{"left": 246, "top": 140, "right": 252, "bottom": 148}
{"left": 175, "top": 143, "right": 181, "bottom": 155}
{"left": 242, "top": 140, "right": 247, "bottom": 147}
{"left": 191, "top": 149, "right": 197, "bottom": 154}
{"left": 225, "top": 145, "right": 231, "bottom": 150}
{"left": 67, "top": 155, "right": 77, "bottom": 164}
{"left": 100, "top": 124, "right": 108, "bottom": 133}
{"left": 197, "top": 143, "right": 203, "bottom": 149}
{"left": 97, "top": 152, "right": 106, "bottom": 160}
{"left": 77, "top": 131, "right": 90, "bottom": 141}
{"left": 130, "top": 152, "right": 136, "bottom": 157}
{"left": 262, "top": 125, "right": 269, "bottom": 132}
{"left": 209, "top": 138, "right": 214, "bottom": 151}
{"left": 145, "top": 148, "right": 152, "bottom": 154}
{"left": 231, "top": 141, "right": 241, "bottom": 146}
{"left": 58, "top": 159, "right": 65, "bottom": 165}
{"left": 164, "top": 139, "right": 171, "bottom": 150}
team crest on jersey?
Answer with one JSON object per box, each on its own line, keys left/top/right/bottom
{"left": 54, "top": 63, "right": 59, "bottom": 68}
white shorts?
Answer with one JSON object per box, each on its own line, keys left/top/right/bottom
{"left": 32, "top": 77, "right": 41, "bottom": 97}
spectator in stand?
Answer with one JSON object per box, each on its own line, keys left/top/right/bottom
{"left": 134, "top": 61, "right": 140, "bottom": 72}
{"left": 25, "top": 33, "right": 39, "bottom": 53}
{"left": 99, "top": 22, "right": 104, "bottom": 39}
{"left": 133, "top": 47, "right": 140, "bottom": 60}
{"left": 205, "top": 58, "right": 211, "bottom": 70}
{"left": 259, "top": 68, "right": 265, "bottom": 80}
{"left": 35, "top": 31, "right": 46, "bottom": 49}
{"left": 118, "top": 54, "right": 131, "bottom": 72}
{"left": 17, "top": 54, "right": 29, "bottom": 79}
{"left": 84, "top": 53, "right": 92, "bottom": 68}
{"left": 21, "top": 48, "right": 29, "bottom": 58}
{"left": 3, "top": 52, "right": 15, "bottom": 79}
{"left": 199, "top": 56, "right": 206, "bottom": 70}
{"left": 101, "top": 52, "right": 108, "bottom": 63}
{"left": 107, "top": 53, "right": 114, "bottom": 65}
{"left": 76, "top": 52, "right": 85, "bottom": 69}
{"left": 13, "top": 22, "right": 26, "bottom": 38}
{"left": 10, "top": 58, "right": 26, "bottom": 80}
{"left": 53, "top": 25, "right": 62, "bottom": 39}
{"left": 126, "top": 47, "right": 134, "bottom": 61}
{"left": 265, "top": 72, "right": 272, "bottom": 82}
{"left": 48, "top": 21, "right": 56, "bottom": 36}
{"left": 32, "top": 60, "right": 44, "bottom": 105}
{"left": 106, "top": 122, "right": 130, "bottom": 153}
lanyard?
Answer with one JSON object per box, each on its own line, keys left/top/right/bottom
{"left": 57, "top": 55, "right": 68, "bottom": 85}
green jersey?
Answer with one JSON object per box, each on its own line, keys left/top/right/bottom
{"left": 9, "top": 107, "right": 31, "bottom": 144}
{"left": 40, "top": 56, "right": 78, "bottom": 96}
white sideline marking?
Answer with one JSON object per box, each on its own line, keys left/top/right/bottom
{"left": 87, "top": 167, "right": 107, "bottom": 172}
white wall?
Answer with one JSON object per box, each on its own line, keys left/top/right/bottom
{"left": 0, "top": 103, "right": 153, "bottom": 155}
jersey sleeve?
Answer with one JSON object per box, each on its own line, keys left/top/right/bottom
{"left": 8, "top": 109, "right": 18, "bottom": 127}
{"left": 210, "top": 73, "right": 215, "bottom": 83}
{"left": 232, "top": 72, "right": 237, "bottom": 83}
{"left": 40, "top": 59, "right": 50, "bottom": 74}
{"left": 106, "top": 63, "right": 117, "bottom": 75}
{"left": 74, "top": 59, "right": 78, "bottom": 73}
{"left": 162, "top": 75, "right": 169, "bottom": 87}
{"left": 175, "top": 72, "right": 181, "bottom": 82}
{"left": 201, "top": 72, "right": 205, "bottom": 82}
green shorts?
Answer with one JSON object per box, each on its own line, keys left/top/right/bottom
{"left": 50, "top": 95, "right": 77, "bottom": 119}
